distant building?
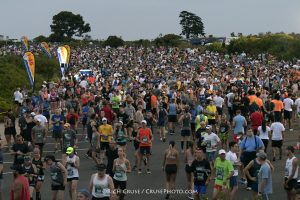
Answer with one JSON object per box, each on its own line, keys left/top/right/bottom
{"left": 0, "top": 35, "right": 4, "bottom": 41}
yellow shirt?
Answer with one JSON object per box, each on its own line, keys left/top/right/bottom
{"left": 99, "top": 124, "right": 112, "bottom": 142}
{"left": 206, "top": 105, "right": 217, "bottom": 119}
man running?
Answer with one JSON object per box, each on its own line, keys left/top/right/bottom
{"left": 284, "top": 146, "right": 299, "bottom": 200}
{"left": 31, "top": 119, "right": 47, "bottom": 156}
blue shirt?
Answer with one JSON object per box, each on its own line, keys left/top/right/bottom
{"left": 169, "top": 104, "right": 177, "bottom": 116}
{"left": 51, "top": 114, "right": 64, "bottom": 131}
{"left": 258, "top": 163, "right": 272, "bottom": 194}
{"left": 233, "top": 115, "right": 246, "bottom": 134}
{"left": 240, "top": 135, "right": 264, "bottom": 152}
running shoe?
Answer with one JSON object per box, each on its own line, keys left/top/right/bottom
{"left": 132, "top": 165, "right": 137, "bottom": 171}
{"left": 143, "top": 157, "right": 148, "bottom": 165}
{"left": 246, "top": 187, "right": 251, "bottom": 191}
{"left": 138, "top": 169, "right": 142, "bottom": 174}
{"left": 187, "top": 194, "right": 194, "bottom": 199}
{"left": 239, "top": 178, "right": 247, "bottom": 185}
{"left": 163, "top": 138, "right": 166, "bottom": 142}
{"left": 146, "top": 169, "right": 151, "bottom": 174}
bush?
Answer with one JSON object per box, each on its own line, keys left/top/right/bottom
{"left": 104, "top": 36, "right": 124, "bottom": 48}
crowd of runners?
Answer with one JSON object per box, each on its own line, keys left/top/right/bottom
{"left": 1, "top": 43, "right": 300, "bottom": 200}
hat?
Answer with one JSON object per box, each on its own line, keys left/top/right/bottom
{"left": 256, "top": 151, "right": 267, "bottom": 160}
{"left": 102, "top": 117, "right": 107, "bottom": 122}
{"left": 66, "top": 147, "right": 74, "bottom": 155}
{"left": 218, "top": 149, "right": 226, "bottom": 155}
{"left": 78, "top": 189, "right": 91, "bottom": 198}
{"left": 64, "top": 123, "right": 70, "bottom": 127}
{"left": 30, "top": 112, "right": 36, "bottom": 116}
{"left": 141, "top": 120, "right": 147, "bottom": 124}
{"left": 10, "top": 165, "right": 25, "bottom": 174}
{"left": 96, "top": 163, "right": 107, "bottom": 171}
{"left": 286, "top": 145, "right": 295, "bottom": 153}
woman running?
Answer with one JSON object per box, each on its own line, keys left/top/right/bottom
{"left": 23, "top": 156, "right": 38, "bottom": 200}
{"left": 32, "top": 148, "right": 45, "bottom": 200}
{"left": 115, "top": 121, "right": 128, "bottom": 150}
{"left": 90, "top": 125, "right": 100, "bottom": 165}
{"left": 184, "top": 141, "right": 195, "bottom": 200}
{"left": 219, "top": 115, "right": 230, "bottom": 151}
{"left": 112, "top": 148, "right": 131, "bottom": 200}
{"left": 178, "top": 106, "right": 192, "bottom": 153}
{"left": 163, "top": 141, "right": 179, "bottom": 200}
{"left": 257, "top": 120, "right": 271, "bottom": 153}
{"left": 157, "top": 104, "right": 168, "bottom": 142}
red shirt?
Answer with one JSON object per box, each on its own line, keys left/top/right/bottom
{"left": 10, "top": 175, "right": 30, "bottom": 200}
{"left": 101, "top": 106, "right": 114, "bottom": 123}
{"left": 250, "top": 111, "right": 263, "bottom": 129}
{"left": 66, "top": 113, "right": 79, "bottom": 125}
{"left": 138, "top": 128, "right": 152, "bottom": 147}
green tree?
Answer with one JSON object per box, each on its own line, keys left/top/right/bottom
{"left": 179, "top": 11, "right": 205, "bottom": 39}
{"left": 33, "top": 35, "right": 48, "bottom": 43}
{"left": 104, "top": 36, "right": 124, "bottom": 48}
{"left": 50, "top": 11, "right": 91, "bottom": 42}
{"left": 230, "top": 32, "right": 236, "bottom": 37}
{"left": 154, "top": 34, "right": 182, "bottom": 47}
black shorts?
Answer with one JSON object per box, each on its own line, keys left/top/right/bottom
{"left": 82, "top": 117, "right": 87, "bottom": 125}
{"left": 208, "top": 119, "right": 216, "bottom": 125}
{"left": 133, "top": 141, "right": 139, "bottom": 150}
{"left": 4, "top": 127, "right": 16, "bottom": 136}
{"left": 284, "top": 178, "right": 298, "bottom": 191}
{"left": 51, "top": 184, "right": 65, "bottom": 191}
{"left": 100, "top": 142, "right": 109, "bottom": 150}
{"left": 181, "top": 130, "right": 191, "bottom": 137}
{"left": 284, "top": 110, "right": 292, "bottom": 120}
{"left": 126, "top": 120, "right": 133, "bottom": 128}
{"left": 191, "top": 123, "right": 196, "bottom": 132}
{"left": 52, "top": 130, "right": 62, "bottom": 139}
{"left": 272, "top": 140, "right": 283, "bottom": 148}
{"left": 165, "top": 164, "right": 177, "bottom": 175}
{"left": 139, "top": 146, "right": 151, "bottom": 155}
{"left": 168, "top": 115, "right": 177, "bottom": 123}
{"left": 185, "top": 164, "right": 192, "bottom": 174}
{"left": 113, "top": 179, "right": 127, "bottom": 190}
{"left": 217, "top": 107, "right": 223, "bottom": 115}
{"left": 67, "top": 177, "right": 79, "bottom": 182}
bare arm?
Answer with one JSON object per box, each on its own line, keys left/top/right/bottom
{"left": 13, "top": 182, "right": 22, "bottom": 200}
{"left": 244, "top": 160, "right": 255, "bottom": 180}
{"left": 88, "top": 174, "right": 95, "bottom": 194}
{"left": 75, "top": 156, "right": 80, "bottom": 169}
{"left": 287, "top": 158, "right": 298, "bottom": 182}
{"left": 126, "top": 159, "right": 132, "bottom": 173}
{"left": 57, "top": 162, "right": 68, "bottom": 185}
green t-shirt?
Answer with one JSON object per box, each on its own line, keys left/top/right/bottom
{"left": 111, "top": 96, "right": 120, "bottom": 109}
{"left": 214, "top": 157, "right": 234, "bottom": 187}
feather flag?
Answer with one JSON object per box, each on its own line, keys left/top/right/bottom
{"left": 40, "top": 42, "right": 51, "bottom": 58}
{"left": 21, "top": 36, "right": 29, "bottom": 51}
{"left": 23, "top": 52, "right": 35, "bottom": 91}
{"left": 64, "top": 44, "right": 71, "bottom": 65}
{"left": 57, "top": 46, "right": 68, "bottom": 77}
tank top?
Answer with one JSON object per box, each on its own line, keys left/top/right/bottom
{"left": 32, "top": 158, "right": 44, "bottom": 175}
{"left": 92, "top": 174, "right": 110, "bottom": 198}
{"left": 251, "top": 159, "right": 261, "bottom": 182}
{"left": 91, "top": 132, "right": 98, "bottom": 148}
{"left": 182, "top": 114, "right": 191, "bottom": 130}
{"left": 116, "top": 129, "right": 127, "bottom": 143}
{"left": 113, "top": 159, "right": 127, "bottom": 181}
{"left": 24, "top": 165, "right": 36, "bottom": 185}
{"left": 66, "top": 155, "right": 79, "bottom": 179}
{"left": 158, "top": 109, "right": 166, "bottom": 122}
{"left": 139, "top": 128, "right": 151, "bottom": 147}
{"left": 169, "top": 104, "right": 177, "bottom": 115}
{"left": 50, "top": 162, "right": 64, "bottom": 186}
{"left": 285, "top": 156, "right": 299, "bottom": 179}
{"left": 10, "top": 175, "right": 30, "bottom": 200}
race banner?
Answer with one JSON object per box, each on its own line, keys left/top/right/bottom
{"left": 57, "top": 46, "right": 68, "bottom": 77}
{"left": 40, "top": 42, "right": 51, "bottom": 58}
{"left": 21, "top": 36, "right": 29, "bottom": 51}
{"left": 23, "top": 52, "right": 35, "bottom": 91}
{"left": 64, "top": 44, "right": 71, "bottom": 65}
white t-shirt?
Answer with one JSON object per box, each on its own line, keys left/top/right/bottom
{"left": 270, "top": 122, "right": 285, "bottom": 140}
{"left": 14, "top": 91, "right": 23, "bottom": 103}
{"left": 203, "top": 133, "right": 220, "bottom": 152}
{"left": 295, "top": 98, "right": 300, "bottom": 113}
{"left": 79, "top": 80, "right": 88, "bottom": 89}
{"left": 257, "top": 126, "right": 271, "bottom": 140}
{"left": 226, "top": 151, "right": 238, "bottom": 176}
{"left": 213, "top": 96, "right": 224, "bottom": 108}
{"left": 226, "top": 93, "right": 234, "bottom": 107}
{"left": 34, "top": 114, "right": 48, "bottom": 127}
{"left": 283, "top": 98, "right": 294, "bottom": 111}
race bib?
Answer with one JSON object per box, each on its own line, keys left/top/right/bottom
{"left": 196, "top": 173, "right": 204, "bottom": 181}
{"left": 206, "top": 140, "right": 211, "bottom": 148}
{"left": 285, "top": 167, "right": 289, "bottom": 177}
{"left": 67, "top": 168, "right": 74, "bottom": 177}
{"left": 220, "top": 127, "right": 226, "bottom": 133}
{"left": 142, "top": 136, "right": 148, "bottom": 143}
{"left": 95, "top": 185, "right": 103, "bottom": 195}
{"left": 115, "top": 172, "right": 122, "bottom": 178}
{"left": 102, "top": 135, "right": 108, "bottom": 140}
{"left": 216, "top": 168, "right": 224, "bottom": 180}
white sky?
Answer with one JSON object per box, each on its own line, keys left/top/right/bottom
{"left": 1, "top": 0, "right": 300, "bottom": 40}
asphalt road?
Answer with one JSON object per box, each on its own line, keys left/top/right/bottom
{"left": 1, "top": 123, "right": 300, "bottom": 200}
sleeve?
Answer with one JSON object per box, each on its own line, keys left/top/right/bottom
{"left": 240, "top": 138, "right": 245, "bottom": 149}
{"left": 261, "top": 166, "right": 269, "bottom": 179}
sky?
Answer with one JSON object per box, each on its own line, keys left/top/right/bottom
{"left": 1, "top": 0, "right": 300, "bottom": 41}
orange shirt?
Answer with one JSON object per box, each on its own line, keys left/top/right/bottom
{"left": 151, "top": 95, "right": 157, "bottom": 109}
{"left": 255, "top": 98, "right": 263, "bottom": 108}
{"left": 138, "top": 128, "right": 152, "bottom": 147}
{"left": 248, "top": 95, "right": 257, "bottom": 104}
{"left": 271, "top": 99, "right": 284, "bottom": 112}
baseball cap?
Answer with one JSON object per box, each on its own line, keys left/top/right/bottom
{"left": 141, "top": 120, "right": 147, "bottom": 124}
{"left": 30, "top": 112, "right": 36, "bottom": 116}
{"left": 66, "top": 147, "right": 74, "bottom": 155}
{"left": 218, "top": 149, "right": 226, "bottom": 155}
{"left": 286, "top": 145, "right": 295, "bottom": 153}
{"left": 256, "top": 151, "right": 267, "bottom": 160}
{"left": 102, "top": 117, "right": 107, "bottom": 122}
{"left": 78, "top": 189, "right": 91, "bottom": 198}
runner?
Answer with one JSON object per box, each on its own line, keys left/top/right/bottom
{"left": 32, "top": 148, "right": 45, "bottom": 200}
{"left": 205, "top": 100, "right": 217, "bottom": 132}
{"left": 203, "top": 125, "right": 220, "bottom": 170}
{"left": 51, "top": 109, "right": 65, "bottom": 153}
{"left": 178, "top": 106, "right": 192, "bottom": 153}
{"left": 137, "top": 120, "right": 153, "bottom": 174}
{"left": 10, "top": 164, "right": 30, "bottom": 200}
{"left": 283, "top": 93, "right": 294, "bottom": 131}
{"left": 114, "top": 121, "right": 128, "bottom": 150}
{"left": 65, "top": 147, "right": 80, "bottom": 200}
{"left": 257, "top": 151, "right": 273, "bottom": 200}
{"left": 284, "top": 146, "right": 299, "bottom": 200}
{"left": 112, "top": 148, "right": 131, "bottom": 200}
{"left": 90, "top": 125, "right": 100, "bottom": 165}
{"left": 105, "top": 139, "right": 118, "bottom": 178}
{"left": 190, "top": 147, "right": 211, "bottom": 200}
{"left": 22, "top": 156, "right": 37, "bottom": 200}
{"left": 11, "top": 135, "right": 30, "bottom": 165}
{"left": 157, "top": 105, "right": 168, "bottom": 142}
{"left": 4, "top": 110, "right": 17, "bottom": 150}
{"left": 99, "top": 118, "right": 113, "bottom": 163}
{"left": 219, "top": 115, "right": 230, "bottom": 151}
{"left": 162, "top": 141, "right": 179, "bottom": 200}
{"left": 88, "top": 164, "right": 115, "bottom": 200}
{"left": 44, "top": 155, "right": 68, "bottom": 200}
{"left": 184, "top": 141, "right": 195, "bottom": 200}
{"left": 61, "top": 123, "right": 77, "bottom": 165}
{"left": 167, "top": 99, "right": 177, "bottom": 135}
{"left": 31, "top": 119, "right": 47, "bottom": 156}
{"left": 270, "top": 119, "right": 285, "bottom": 161}
{"left": 257, "top": 120, "right": 271, "bottom": 153}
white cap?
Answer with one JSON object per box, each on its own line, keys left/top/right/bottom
{"left": 30, "top": 112, "right": 36, "bottom": 116}
{"left": 102, "top": 117, "right": 107, "bottom": 121}
{"left": 218, "top": 149, "right": 226, "bottom": 155}
{"left": 141, "top": 120, "right": 147, "bottom": 124}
